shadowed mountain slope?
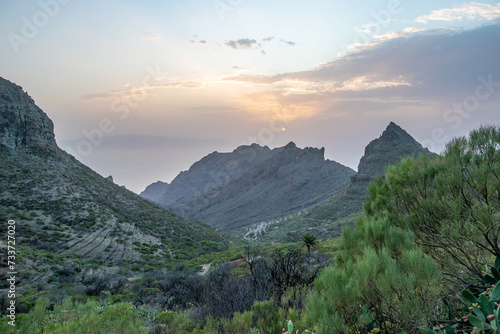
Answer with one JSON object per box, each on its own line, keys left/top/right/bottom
{"left": 306, "top": 121, "right": 436, "bottom": 221}
{"left": 0, "top": 77, "right": 227, "bottom": 287}
{"left": 142, "top": 142, "right": 356, "bottom": 232}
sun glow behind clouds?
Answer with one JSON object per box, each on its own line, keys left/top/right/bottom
{"left": 340, "top": 76, "right": 411, "bottom": 91}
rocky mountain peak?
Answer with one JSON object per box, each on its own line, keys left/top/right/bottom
{"left": 280, "top": 141, "right": 324, "bottom": 158}
{"left": 380, "top": 121, "right": 417, "bottom": 144}
{"left": 356, "top": 121, "right": 433, "bottom": 179}
{"left": 233, "top": 143, "right": 270, "bottom": 155}
{"left": 0, "top": 77, "right": 57, "bottom": 156}
{"left": 0, "top": 77, "right": 35, "bottom": 105}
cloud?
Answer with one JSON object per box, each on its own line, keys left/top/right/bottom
{"left": 190, "top": 39, "right": 207, "bottom": 45}
{"left": 225, "top": 38, "right": 258, "bottom": 49}
{"left": 416, "top": 2, "right": 500, "bottom": 23}
{"left": 355, "top": 22, "right": 381, "bottom": 34}
{"left": 141, "top": 32, "right": 161, "bottom": 40}
{"left": 222, "top": 24, "right": 500, "bottom": 103}
{"left": 87, "top": 24, "right": 500, "bottom": 125}
{"left": 336, "top": 27, "right": 427, "bottom": 58}
{"left": 216, "top": 36, "right": 297, "bottom": 54}
{"left": 280, "top": 39, "right": 296, "bottom": 46}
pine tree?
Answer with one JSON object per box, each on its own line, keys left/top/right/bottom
{"left": 308, "top": 215, "right": 441, "bottom": 333}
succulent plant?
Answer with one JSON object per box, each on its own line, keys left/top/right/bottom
{"left": 424, "top": 258, "right": 500, "bottom": 334}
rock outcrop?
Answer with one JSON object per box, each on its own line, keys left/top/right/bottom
{"left": 308, "top": 122, "right": 436, "bottom": 220}
{"left": 141, "top": 143, "right": 273, "bottom": 205}
{"left": 0, "top": 77, "right": 57, "bottom": 156}
{"left": 354, "top": 122, "right": 433, "bottom": 181}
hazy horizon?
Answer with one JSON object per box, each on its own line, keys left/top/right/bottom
{"left": 1, "top": 1, "right": 499, "bottom": 192}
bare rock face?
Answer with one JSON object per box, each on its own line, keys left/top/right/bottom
{"left": 0, "top": 77, "right": 57, "bottom": 156}
{"left": 142, "top": 140, "right": 355, "bottom": 231}
{"left": 141, "top": 180, "right": 170, "bottom": 203}
{"left": 353, "top": 122, "right": 434, "bottom": 183}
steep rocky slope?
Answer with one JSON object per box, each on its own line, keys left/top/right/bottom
{"left": 0, "top": 77, "right": 227, "bottom": 287}
{"left": 142, "top": 142, "right": 355, "bottom": 232}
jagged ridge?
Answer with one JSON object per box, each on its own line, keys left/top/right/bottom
{"left": 142, "top": 143, "right": 273, "bottom": 205}
{"left": 143, "top": 141, "right": 356, "bottom": 232}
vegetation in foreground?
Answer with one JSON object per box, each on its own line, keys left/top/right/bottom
{"left": 1, "top": 125, "right": 499, "bottom": 333}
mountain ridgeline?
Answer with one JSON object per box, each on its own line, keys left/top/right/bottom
{"left": 143, "top": 121, "right": 435, "bottom": 239}
{"left": 141, "top": 142, "right": 356, "bottom": 232}
{"left": 0, "top": 77, "right": 227, "bottom": 287}
{"left": 142, "top": 143, "right": 274, "bottom": 205}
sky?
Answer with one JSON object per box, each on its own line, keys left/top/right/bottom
{"left": 1, "top": 0, "right": 499, "bottom": 193}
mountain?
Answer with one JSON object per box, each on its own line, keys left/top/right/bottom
{"left": 141, "top": 180, "right": 170, "bottom": 203}
{"left": 355, "top": 121, "right": 434, "bottom": 181}
{"left": 238, "top": 122, "right": 436, "bottom": 243}
{"left": 0, "top": 77, "right": 227, "bottom": 287}
{"left": 142, "top": 142, "right": 356, "bottom": 232}
{"left": 142, "top": 143, "right": 273, "bottom": 205}
{"left": 303, "top": 122, "right": 436, "bottom": 221}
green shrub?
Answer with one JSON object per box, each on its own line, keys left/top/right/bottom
{"left": 308, "top": 216, "right": 441, "bottom": 333}
{"left": 0, "top": 298, "right": 149, "bottom": 334}
{"left": 364, "top": 125, "right": 500, "bottom": 291}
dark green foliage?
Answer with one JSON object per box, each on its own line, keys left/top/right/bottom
{"left": 153, "top": 265, "right": 205, "bottom": 310}
{"left": 364, "top": 125, "right": 500, "bottom": 289}
{"left": 308, "top": 216, "right": 441, "bottom": 333}
{"left": 84, "top": 273, "right": 126, "bottom": 297}
{"left": 0, "top": 298, "right": 149, "bottom": 333}
{"left": 308, "top": 125, "right": 500, "bottom": 333}
{"left": 301, "top": 233, "right": 317, "bottom": 255}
